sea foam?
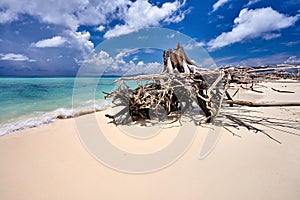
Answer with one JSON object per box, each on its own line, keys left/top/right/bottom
{"left": 0, "top": 101, "right": 110, "bottom": 136}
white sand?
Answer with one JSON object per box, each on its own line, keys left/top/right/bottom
{"left": 0, "top": 82, "right": 300, "bottom": 200}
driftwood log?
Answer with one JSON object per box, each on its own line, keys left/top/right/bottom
{"left": 104, "top": 44, "right": 228, "bottom": 125}
{"left": 104, "top": 43, "right": 300, "bottom": 127}
{"left": 104, "top": 72, "right": 226, "bottom": 125}
{"left": 225, "top": 100, "right": 300, "bottom": 107}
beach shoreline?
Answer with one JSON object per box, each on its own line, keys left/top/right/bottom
{"left": 0, "top": 81, "right": 300, "bottom": 199}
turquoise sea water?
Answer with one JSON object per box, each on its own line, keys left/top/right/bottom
{"left": 0, "top": 77, "right": 118, "bottom": 135}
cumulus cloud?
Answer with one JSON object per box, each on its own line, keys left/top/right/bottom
{"left": 31, "top": 36, "right": 67, "bottom": 48}
{"left": 127, "top": 61, "right": 162, "bottom": 75}
{"left": 0, "top": 0, "right": 185, "bottom": 35}
{"left": 0, "top": 0, "right": 131, "bottom": 30}
{"left": 83, "top": 51, "right": 114, "bottom": 66}
{"left": 0, "top": 0, "right": 186, "bottom": 61}
{"left": 0, "top": 8, "right": 18, "bottom": 23}
{"left": 29, "top": 32, "right": 93, "bottom": 61}
{"left": 81, "top": 50, "right": 162, "bottom": 76}
{"left": 211, "top": 0, "right": 231, "bottom": 13}
{"left": 207, "top": 7, "right": 299, "bottom": 51}
{"left": 104, "top": 0, "right": 185, "bottom": 38}
{"left": 67, "top": 30, "right": 94, "bottom": 56}
{"left": 0, "top": 53, "right": 35, "bottom": 62}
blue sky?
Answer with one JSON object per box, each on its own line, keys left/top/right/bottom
{"left": 0, "top": 0, "right": 299, "bottom": 76}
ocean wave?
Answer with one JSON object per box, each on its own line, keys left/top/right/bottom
{"left": 0, "top": 101, "right": 111, "bottom": 136}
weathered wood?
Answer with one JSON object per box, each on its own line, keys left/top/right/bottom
{"left": 104, "top": 43, "right": 299, "bottom": 130}
{"left": 225, "top": 91, "right": 233, "bottom": 107}
{"left": 225, "top": 100, "right": 300, "bottom": 107}
{"left": 247, "top": 66, "right": 300, "bottom": 73}
{"left": 271, "top": 87, "right": 295, "bottom": 93}
{"left": 112, "top": 71, "right": 222, "bottom": 84}
{"left": 105, "top": 71, "right": 223, "bottom": 124}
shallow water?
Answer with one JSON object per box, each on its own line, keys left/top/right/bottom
{"left": 0, "top": 77, "right": 118, "bottom": 135}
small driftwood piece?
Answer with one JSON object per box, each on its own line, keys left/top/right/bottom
{"left": 271, "top": 88, "right": 295, "bottom": 93}
{"left": 225, "top": 100, "right": 300, "bottom": 107}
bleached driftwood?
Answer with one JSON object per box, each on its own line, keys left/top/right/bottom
{"left": 105, "top": 72, "right": 226, "bottom": 125}
{"left": 225, "top": 100, "right": 300, "bottom": 107}
{"left": 103, "top": 43, "right": 299, "bottom": 144}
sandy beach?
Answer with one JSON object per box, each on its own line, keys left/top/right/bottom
{"left": 1, "top": 1, "right": 300, "bottom": 199}
{"left": 0, "top": 81, "right": 300, "bottom": 200}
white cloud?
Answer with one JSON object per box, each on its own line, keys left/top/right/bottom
{"left": 207, "top": 7, "right": 299, "bottom": 51}
{"left": 0, "top": 9, "right": 18, "bottom": 23}
{"left": 0, "top": 53, "right": 35, "bottom": 62}
{"left": 217, "top": 15, "right": 224, "bottom": 19}
{"left": 137, "top": 36, "right": 149, "bottom": 40}
{"left": 126, "top": 61, "right": 162, "bottom": 75}
{"left": 167, "top": 34, "right": 175, "bottom": 38}
{"left": 114, "top": 48, "right": 155, "bottom": 61}
{"left": 212, "top": 0, "right": 231, "bottom": 13}
{"left": 81, "top": 50, "right": 162, "bottom": 76}
{"left": 262, "top": 33, "right": 281, "bottom": 40}
{"left": 31, "top": 36, "right": 67, "bottom": 48}
{"left": 219, "top": 53, "right": 290, "bottom": 66}
{"left": 250, "top": 48, "right": 268, "bottom": 53}
{"left": 115, "top": 48, "right": 139, "bottom": 60}
{"left": 83, "top": 51, "right": 114, "bottom": 66}
{"left": 245, "top": 0, "right": 262, "bottom": 7}
{"left": 104, "top": 0, "right": 185, "bottom": 38}
{"left": 0, "top": 0, "right": 187, "bottom": 62}
{"left": 214, "top": 56, "right": 237, "bottom": 64}
{"left": 29, "top": 31, "right": 93, "bottom": 60}
{"left": 78, "top": 50, "right": 114, "bottom": 75}
{"left": 0, "top": 0, "right": 131, "bottom": 30}
{"left": 283, "top": 41, "right": 300, "bottom": 46}
{"left": 67, "top": 30, "right": 94, "bottom": 56}
{"left": 183, "top": 41, "right": 205, "bottom": 50}
{"left": 284, "top": 56, "right": 300, "bottom": 64}
{"left": 164, "top": 5, "right": 189, "bottom": 23}
{"left": 96, "top": 25, "right": 105, "bottom": 32}
{"left": 0, "top": 0, "right": 185, "bottom": 35}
